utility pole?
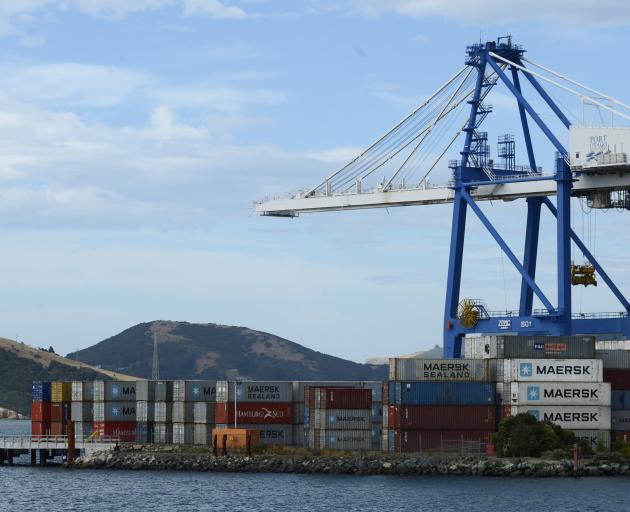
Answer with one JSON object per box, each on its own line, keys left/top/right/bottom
{"left": 151, "top": 332, "right": 160, "bottom": 381}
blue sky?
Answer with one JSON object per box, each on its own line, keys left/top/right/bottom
{"left": 0, "top": 0, "right": 629, "bottom": 361}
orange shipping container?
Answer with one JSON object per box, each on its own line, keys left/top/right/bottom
{"left": 211, "top": 428, "right": 260, "bottom": 449}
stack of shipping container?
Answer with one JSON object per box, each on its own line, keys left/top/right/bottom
{"left": 172, "top": 380, "right": 216, "bottom": 444}
{"left": 71, "top": 381, "right": 94, "bottom": 440}
{"left": 385, "top": 358, "right": 496, "bottom": 452}
{"left": 31, "top": 381, "right": 51, "bottom": 437}
{"left": 598, "top": 341, "right": 630, "bottom": 444}
{"left": 92, "top": 380, "right": 137, "bottom": 441}
{"left": 50, "top": 381, "right": 71, "bottom": 436}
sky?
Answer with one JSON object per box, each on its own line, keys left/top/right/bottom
{"left": 0, "top": 0, "right": 629, "bottom": 362}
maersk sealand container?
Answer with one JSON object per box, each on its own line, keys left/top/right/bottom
{"left": 389, "top": 382, "right": 495, "bottom": 406}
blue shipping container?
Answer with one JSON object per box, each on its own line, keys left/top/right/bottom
{"left": 32, "top": 381, "right": 51, "bottom": 402}
{"left": 389, "top": 381, "right": 495, "bottom": 406}
{"left": 612, "top": 390, "right": 630, "bottom": 410}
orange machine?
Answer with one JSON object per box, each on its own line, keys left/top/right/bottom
{"left": 211, "top": 428, "right": 260, "bottom": 449}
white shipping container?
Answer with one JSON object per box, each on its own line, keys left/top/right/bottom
{"left": 510, "top": 405, "right": 611, "bottom": 430}
{"left": 510, "top": 382, "right": 611, "bottom": 406}
{"left": 71, "top": 382, "right": 93, "bottom": 402}
{"left": 136, "top": 401, "right": 154, "bottom": 422}
{"left": 193, "top": 424, "right": 209, "bottom": 445}
{"left": 172, "top": 402, "right": 195, "bottom": 423}
{"left": 193, "top": 402, "right": 215, "bottom": 424}
{"left": 154, "top": 423, "right": 173, "bottom": 444}
{"left": 311, "top": 409, "right": 372, "bottom": 430}
{"left": 173, "top": 423, "right": 194, "bottom": 445}
{"left": 596, "top": 340, "right": 630, "bottom": 351}
{"left": 154, "top": 402, "right": 173, "bottom": 423}
{"left": 571, "top": 430, "right": 611, "bottom": 450}
{"left": 501, "top": 359, "right": 603, "bottom": 382}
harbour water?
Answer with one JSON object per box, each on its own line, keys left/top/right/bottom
{"left": 1, "top": 420, "right": 628, "bottom": 512}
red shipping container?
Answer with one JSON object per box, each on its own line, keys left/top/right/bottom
{"left": 612, "top": 431, "right": 630, "bottom": 444}
{"left": 502, "top": 405, "right": 511, "bottom": 418}
{"left": 394, "top": 430, "right": 493, "bottom": 452}
{"left": 93, "top": 422, "right": 137, "bottom": 442}
{"left": 50, "top": 403, "right": 70, "bottom": 422}
{"left": 604, "top": 369, "right": 630, "bottom": 390}
{"left": 50, "top": 422, "right": 66, "bottom": 436}
{"left": 31, "top": 402, "right": 51, "bottom": 423}
{"left": 387, "top": 405, "right": 496, "bottom": 430}
{"left": 31, "top": 421, "right": 51, "bottom": 437}
{"left": 215, "top": 402, "right": 293, "bottom": 424}
{"left": 307, "top": 388, "right": 372, "bottom": 410}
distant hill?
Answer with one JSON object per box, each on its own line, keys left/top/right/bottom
{"left": 68, "top": 321, "right": 388, "bottom": 382}
{"left": 0, "top": 338, "right": 136, "bottom": 417}
{"left": 365, "top": 344, "right": 444, "bottom": 365}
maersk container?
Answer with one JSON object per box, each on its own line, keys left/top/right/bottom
{"left": 136, "top": 401, "right": 154, "bottom": 422}
{"left": 388, "top": 405, "right": 496, "bottom": 430}
{"left": 464, "top": 335, "right": 595, "bottom": 359}
{"left": 308, "top": 429, "right": 372, "bottom": 450}
{"left": 74, "top": 421, "right": 93, "bottom": 440}
{"left": 235, "top": 424, "right": 294, "bottom": 446}
{"left": 173, "top": 423, "right": 194, "bottom": 445}
{"left": 93, "top": 381, "right": 137, "bottom": 401}
{"left": 70, "top": 402, "right": 93, "bottom": 422}
{"left": 216, "top": 381, "right": 293, "bottom": 403}
{"left": 604, "top": 369, "right": 630, "bottom": 389}
{"left": 293, "top": 381, "right": 382, "bottom": 403}
{"left": 389, "top": 358, "right": 495, "bottom": 381}
{"left": 311, "top": 409, "right": 372, "bottom": 430}
{"left": 612, "top": 410, "right": 630, "bottom": 431}
{"left": 93, "top": 401, "right": 136, "bottom": 422}
{"left": 510, "top": 382, "right": 611, "bottom": 406}
{"left": 501, "top": 359, "right": 603, "bottom": 383}
{"left": 597, "top": 350, "right": 630, "bottom": 369}
{"left": 193, "top": 402, "right": 215, "bottom": 424}
{"left": 193, "top": 424, "right": 209, "bottom": 445}
{"left": 570, "top": 430, "right": 610, "bottom": 450}
{"left": 154, "top": 423, "right": 173, "bottom": 444}
{"left": 612, "top": 390, "right": 630, "bottom": 410}
{"left": 51, "top": 381, "right": 72, "bottom": 402}
{"left": 32, "top": 381, "right": 51, "bottom": 402}
{"left": 173, "top": 381, "right": 216, "bottom": 402}
{"left": 154, "top": 402, "right": 173, "bottom": 422}
{"left": 154, "top": 381, "right": 173, "bottom": 402}
{"left": 511, "top": 405, "right": 611, "bottom": 430}
{"left": 135, "top": 381, "right": 155, "bottom": 402}
{"left": 172, "top": 401, "right": 195, "bottom": 423}
{"left": 389, "top": 382, "right": 495, "bottom": 406}
{"left": 393, "top": 430, "right": 493, "bottom": 453}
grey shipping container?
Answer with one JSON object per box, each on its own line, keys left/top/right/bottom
{"left": 293, "top": 381, "right": 382, "bottom": 403}
{"left": 292, "top": 424, "right": 305, "bottom": 447}
{"left": 571, "top": 430, "right": 611, "bottom": 449}
{"left": 93, "top": 401, "right": 136, "bottom": 422}
{"left": 173, "top": 381, "right": 217, "bottom": 402}
{"left": 216, "top": 381, "right": 293, "bottom": 403}
{"left": 510, "top": 405, "right": 611, "bottom": 430}
{"left": 596, "top": 350, "right": 630, "bottom": 369}
{"left": 509, "top": 382, "right": 611, "bottom": 406}
{"left": 612, "top": 410, "right": 630, "bottom": 431}
{"left": 500, "top": 359, "right": 603, "bottom": 383}
{"left": 173, "top": 423, "right": 194, "bottom": 444}
{"left": 74, "top": 421, "right": 93, "bottom": 440}
{"left": 293, "top": 403, "right": 305, "bottom": 425}
{"left": 464, "top": 335, "right": 595, "bottom": 359}
{"left": 154, "top": 402, "right": 173, "bottom": 423}
{"left": 154, "top": 423, "right": 173, "bottom": 444}
{"left": 173, "top": 401, "right": 195, "bottom": 423}
{"left": 597, "top": 341, "right": 630, "bottom": 351}
{"left": 155, "top": 381, "right": 173, "bottom": 402}
{"left": 71, "top": 382, "right": 93, "bottom": 402}
{"left": 193, "top": 402, "right": 215, "bottom": 424}
{"left": 308, "top": 429, "right": 372, "bottom": 450}
{"left": 235, "top": 424, "right": 294, "bottom": 446}
{"left": 372, "top": 403, "right": 383, "bottom": 423}
{"left": 193, "top": 424, "right": 210, "bottom": 445}
{"left": 389, "top": 359, "right": 495, "bottom": 381}
{"left": 93, "top": 381, "right": 137, "bottom": 401}
{"left": 310, "top": 409, "right": 372, "bottom": 430}
{"left": 70, "top": 402, "right": 93, "bottom": 422}
{"left": 136, "top": 401, "right": 154, "bottom": 422}
{"left": 136, "top": 381, "right": 155, "bottom": 402}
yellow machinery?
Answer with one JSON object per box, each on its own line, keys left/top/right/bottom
{"left": 571, "top": 262, "right": 597, "bottom": 287}
{"left": 458, "top": 299, "right": 481, "bottom": 328}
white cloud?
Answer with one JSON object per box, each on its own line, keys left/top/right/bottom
{"left": 182, "top": 0, "right": 247, "bottom": 19}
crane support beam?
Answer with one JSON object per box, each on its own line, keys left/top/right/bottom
{"left": 519, "top": 197, "right": 542, "bottom": 316}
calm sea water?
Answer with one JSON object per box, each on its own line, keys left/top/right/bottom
{"left": 1, "top": 420, "right": 628, "bottom": 512}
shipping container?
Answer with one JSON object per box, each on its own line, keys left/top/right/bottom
{"left": 501, "top": 359, "right": 603, "bottom": 382}
{"left": 173, "top": 423, "right": 194, "bottom": 445}
{"left": 70, "top": 402, "right": 93, "bottom": 422}
{"left": 389, "top": 382, "right": 495, "bottom": 406}
{"left": 392, "top": 430, "right": 493, "bottom": 453}
{"left": 155, "top": 381, "right": 173, "bottom": 402}
{"left": 216, "top": 381, "right": 293, "bottom": 403}
{"left": 50, "top": 422, "right": 66, "bottom": 436}
{"left": 495, "top": 382, "right": 506, "bottom": 404}
{"left": 135, "top": 381, "right": 155, "bottom": 402}
{"left": 612, "top": 390, "right": 630, "bottom": 410}
{"left": 231, "top": 424, "right": 294, "bottom": 446}
{"left": 464, "top": 335, "right": 595, "bottom": 359}
{"left": 510, "top": 405, "right": 611, "bottom": 430}
{"left": 32, "top": 381, "right": 51, "bottom": 402}
{"left": 382, "top": 382, "right": 389, "bottom": 406}
{"left": 31, "top": 421, "right": 51, "bottom": 437}
{"left": 154, "top": 423, "right": 173, "bottom": 444}
{"left": 597, "top": 350, "right": 630, "bottom": 369}
{"left": 51, "top": 381, "right": 72, "bottom": 402}
{"left": 71, "top": 381, "right": 93, "bottom": 402}
{"left": 612, "top": 431, "right": 630, "bottom": 444}
{"left": 93, "top": 401, "right": 136, "bottom": 422}
{"left": 193, "top": 424, "right": 210, "bottom": 446}
{"left": 612, "top": 410, "right": 630, "bottom": 431}
{"left": 215, "top": 402, "right": 293, "bottom": 425}
{"left": 172, "top": 401, "right": 195, "bottom": 423}
{"left": 93, "top": 421, "right": 136, "bottom": 442}
{"left": 74, "top": 421, "right": 93, "bottom": 440}
{"left": 387, "top": 405, "right": 496, "bottom": 430}
{"left": 372, "top": 403, "right": 383, "bottom": 423}
{"left": 293, "top": 403, "right": 305, "bottom": 425}
{"left": 50, "top": 403, "right": 70, "bottom": 422}
{"left": 309, "top": 409, "right": 372, "bottom": 430}
{"left": 292, "top": 424, "right": 305, "bottom": 447}
{"left": 135, "top": 422, "right": 152, "bottom": 443}
{"left": 293, "top": 381, "right": 382, "bottom": 403}
{"left": 154, "top": 402, "right": 173, "bottom": 423}
{"left": 136, "top": 401, "right": 154, "bottom": 422}
{"left": 389, "top": 358, "right": 495, "bottom": 382}
{"left": 604, "top": 369, "right": 630, "bottom": 389}
{"left": 31, "top": 402, "right": 51, "bottom": 423}
{"left": 308, "top": 429, "right": 372, "bottom": 450}
{"left": 509, "top": 382, "right": 611, "bottom": 406}
{"left": 173, "top": 381, "right": 216, "bottom": 402}
{"left": 307, "top": 388, "right": 372, "bottom": 410}
{"left": 570, "top": 430, "right": 611, "bottom": 450}
{"left": 193, "top": 402, "right": 215, "bottom": 424}
{"left": 597, "top": 341, "right": 630, "bottom": 351}
{"left": 93, "top": 381, "right": 137, "bottom": 401}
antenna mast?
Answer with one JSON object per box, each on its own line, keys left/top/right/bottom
{"left": 151, "top": 331, "right": 160, "bottom": 380}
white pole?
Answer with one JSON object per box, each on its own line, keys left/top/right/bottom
{"left": 233, "top": 381, "right": 237, "bottom": 429}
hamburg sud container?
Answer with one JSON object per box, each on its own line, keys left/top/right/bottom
{"left": 32, "top": 381, "right": 51, "bottom": 402}
{"left": 464, "top": 335, "right": 595, "bottom": 359}
{"left": 310, "top": 409, "right": 372, "bottom": 430}
{"left": 215, "top": 403, "right": 292, "bottom": 424}
{"left": 307, "top": 388, "right": 372, "bottom": 410}
{"left": 509, "top": 382, "right": 611, "bottom": 406}
{"left": 193, "top": 403, "right": 215, "bottom": 424}
{"left": 510, "top": 405, "right": 611, "bottom": 430}
{"left": 500, "top": 359, "right": 603, "bottom": 382}
{"left": 388, "top": 405, "right": 496, "bottom": 430}
{"left": 231, "top": 424, "right": 294, "bottom": 446}
{"left": 392, "top": 430, "right": 493, "bottom": 453}
{"left": 603, "top": 369, "right": 630, "bottom": 389}
{"left": 216, "top": 381, "right": 293, "bottom": 402}
{"left": 309, "top": 429, "right": 371, "bottom": 450}
{"left": 93, "top": 421, "right": 136, "bottom": 442}
{"left": 70, "top": 402, "right": 93, "bottom": 422}
{"left": 389, "top": 382, "right": 494, "bottom": 406}
{"left": 71, "top": 381, "right": 94, "bottom": 402}
{"left": 389, "top": 359, "right": 495, "bottom": 381}
{"left": 173, "top": 381, "right": 216, "bottom": 402}
{"left": 93, "top": 402, "right": 136, "bottom": 422}
{"left": 93, "top": 381, "right": 137, "bottom": 401}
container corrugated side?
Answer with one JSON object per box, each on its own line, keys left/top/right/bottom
{"left": 71, "top": 382, "right": 93, "bottom": 402}
{"left": 70, "top": 402, "right": 93, "bottom": 422}
{"left": 135, "top": 422, "right": 152, "bottom": 443}
{"left": 136, "top": 401, "right": 154, "bottom": 422}
{"left": 388, "top": 405, "right": 496, "bottom": 430}
{"left": 154, "top": 402, "right": 173, "bottom": 422}
{"left": 510, "top": 382, "right": 611, "bottom": 406}
{"left": 310, "top": 409, "right": 372, "bottom": 430}
{"left": 193, "top": 402, "right": 215, "bottom": 424}
{"left": 502, "top": 359, "right": 603, "bottom": 382}
{"left": 293, "top": 381, "right": 382, "bottom": 403}
{"left": 173, "top": 423, "right": 194, "bottom": 444}
{"left": 172, "top": 401, "right": 195, "bottom": 423}
{"left": 154, "top": 423, "right": 173, "bottom": 444}
{"left": 93, "top": 381, "right": 137, "bottom": 401}
{"left": 216, "top": 381, "right": 293, "bottom": 403}
{"left": 193, "top": 424, "right": 209, "bottom": 445}
{"left": 292, "top": 424, "right": 305, "bottom": 447}
{"left": 154, "top": 381, "right": 173, "bottom": 402}
{"left": 50, "top": 403, "right": 70, "bottom": 422}
{"left": 510, "top": 405, "right": 611, "bottom": 430}
{"left": 612, "top": 390, "right": 630, "bottom": 410}
{"left": 93, "top": 401, "right": 136, "bottom": 422}
{"left": 234, "top": 424, "right": 294, "bottom": 446}
{"left": 135, "top": 381, "right": 155, "bottom": 402}
{"left": 308, "top": 429, "right": 372, "bottom": 450}
{"left": 215, "top": 402, "right": 293, "bottom": 424}
{"left": 32, "top": 381, "right": 51, "bottom": 402}
{"left": 604, "top": 369, "right": 630, "bottom": 389}
{"left": 31, "top": 402, "right": 51, "bottom": 423}
{"left": 307, "top": 388, "right": 372, "bottom": 410}
{"left": 389, "top": 358, "right": 495, "bottom": 381}
{"left": 389, "top": 382, "right": 495, "bottom": 406}
{"left": 570, "top": 429, "right": 611, "bottom": 449}
{"left": 394, "top": 430, "right": 493, "bottom": 453}
{"left": 74, "top": 421, "right": 93, "bottom": 440}
{"left": 597, "top": 341, "right": 630, "bottom": 351}
{"left": 51, "top": 381, "right": 72, "bottom": 402}
{"left": 185, "top": 381, "right": 217, "bottom": 402}
{"left": 93, "top": 421, "right": 136, "bottom": 442}
{"left": 612, "top": 410, "right": 630, "bottom": 431}
{"left": 597, "top": 350, "right": 630, "bottom": 369}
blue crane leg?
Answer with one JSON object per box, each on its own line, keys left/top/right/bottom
{"left": 519, "top": 197, "right": 542, "bottom": 315}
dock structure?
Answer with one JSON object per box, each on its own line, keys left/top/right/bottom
{"left": 0, "top": 436, "right": 119, "bottom": 466}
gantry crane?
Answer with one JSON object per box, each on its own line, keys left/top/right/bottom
{"left": 256, "top": 37, "right": 630, "bottom": 358}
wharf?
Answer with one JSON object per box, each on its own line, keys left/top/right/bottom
{"left": 0, "top": 436, "right": 119, "bottom": 466}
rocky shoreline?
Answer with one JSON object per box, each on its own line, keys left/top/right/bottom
{"left": 68, "top": 445, "right": 630, "bottom": 477}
